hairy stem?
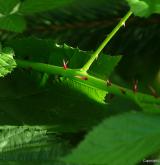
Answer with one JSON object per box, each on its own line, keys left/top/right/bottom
{"left": 81, "top": 10, "right": 132, "bottom": 72}
{"left": 17, "top": 59, "right": 160, "bottom": 112}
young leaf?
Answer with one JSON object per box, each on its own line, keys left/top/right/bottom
{"left": 19, "top": 0, "right": 74, "bottom": 14}
{"left": 63, "top": 112, "right": 160, "bottom": 165}
{"left": 126, "top": 0, "right": 160, "bottom": 17}
{"left": 0, "top": 47, "right": 16, "bottom": 77}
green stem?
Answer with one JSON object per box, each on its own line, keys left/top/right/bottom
{"left": 16, "top": 59, "right": 86, "bottom": 78}
{"left": 81, "top": 10, "right": 132, "bottom": 72}
{"left": 17, "top": 59, "right": 160, "bottom": 112}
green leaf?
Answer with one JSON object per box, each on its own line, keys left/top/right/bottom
{"left": 0, "top": 0, "right": 20, "bottom": 15}
{"left": 136, "top": 98, "right": 160, "bottom": 113}
{"left": 63, "top": 112, "right": 160, "bottom": 165}
{"left": 4, "top": 38, "right": 113, "bottom": 131}
{"left": 0, "top": 67, "right": 109, "bottom": 132}
{"left": 89, "top": 54, "right": 122, "bottom": 79}
{"left": 0, "top": 64, "right": 138, "bottom": 133}
{"left": 0, "top": 14, "right": 26, "bottom": 32}
{"left": 6, "top": 38, "right": 122, "bottom": 78}
{"left": 61, "top": 78, "right": 107, "bottom": 104}
{"left": 6, "top": 38, "right": 121, "bottom": 103}
{"left": 126, "top": 0, "right": 160, "bottom": 17}
{"left": 0, "top": 47, "right": 16, "bottom": 77}
{"left": 0, "top": 125, "right": 69, "bottom": 163}
{"left": 0, "top": 0, "right": 24, "bottom": 32}
{"left": 19, "top": 0, "right": 74, "bottom": 14}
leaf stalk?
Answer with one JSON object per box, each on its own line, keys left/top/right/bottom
{"left": 81, "top": 10, "right": 132, "bottom": 72}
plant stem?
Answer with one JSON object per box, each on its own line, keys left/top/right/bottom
{"left": 17, "top": 59, "right": 160, "bottom": 112}
{"left": 81, "top": 10, "right": 132, "bottom": 72}
{"left": 16, "top": 59, "right": 86, "bottom": 78}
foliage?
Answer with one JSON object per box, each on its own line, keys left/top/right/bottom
{"left": 0, "top": 125, "right": 70, "bottom": 164}
{"left": 19, "top": 0, "right": 74, "bottom": 14}
{"left": 0, "top": 0, "right": 160, "bottom": 165}
{"left": 0, "top": 0, "right": 73, "bottom": 32}
{"left": 64, "top": 112, "right": 160, "bottom": 165}
{"left": 0, "top": 47, "right": 16, "bottom": 77}
{"left": 126, "top": 0, "right": 160, "bottom": 17}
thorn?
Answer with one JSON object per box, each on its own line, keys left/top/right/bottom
{"left": 75, "top": 75, "right": 88, "bottom": 80}
{"left": 133, "top": 80, "right": 138, "bottom": 93}
{"left": 63, "top": 59, "right": 68, "bottom": 70}
{"left": 106, "top": 80, "right": 112, "bottom": 86}
{"left": 148, "top": 85, "right": 159, "bottom": 98}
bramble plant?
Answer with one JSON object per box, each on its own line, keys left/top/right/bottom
{"left": 0, "top": 0, "right": 160, "bottom": 165}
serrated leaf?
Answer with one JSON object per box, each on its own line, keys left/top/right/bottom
{"left": 0, "top": 47, "right": 16, "bottom": 77}
{"left": 6, "top": 38, "right": 122, "bottom": 103}
{"left": 126, "top": 0, "right": 160, "bottom": 17}
{"left": 19, "top": 0, "right": 74, "bottom": 14}
{"left": 61, "top": 78, "right": 107, "bottom": 104}
{"left": 0, "top": 15, "right": 26, "bottom": 32}
{"left": 0, "top": 70, "right": 109, "bottom": 132}
{"left": 3, "top": 38, "right": 112, "bottom": 131}
{"left": 6, "top": 38, "right": 122, "bottom": 78}
{"left": 0, "top": 125, "right": 69, "bottom": 162}
{"left": 63, "top": 112, "right": 160, "bottom": 165}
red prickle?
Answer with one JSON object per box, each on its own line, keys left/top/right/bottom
{"left": 133, "top": 80, "right": 138, "bottom": 93}
{"left": 63, "top": 59, "right": 68, "bottom": 70}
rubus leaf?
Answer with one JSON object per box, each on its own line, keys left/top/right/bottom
{"left": 0, "top": 47, "right": 16, "bottom": 77}
{"left": 6, "top": 38, "right": 122, "bottom": 78}
{"left": 0, "top": 14, "right": 26, "bottom": 32}
{"left": 136, "top": 98, "right": 160, "bottom": 113}
{"left": 63, "top": 112, "right": 160, "bottom": 165}
{"left": 0, "top": 72, "right": 109, "bottom": 132}
{"left": 0, "top": 125, "right": 69, "bottom": 163}
{"left": 6, "top": 37, "right": 122, "bottom": 103}
{"left": 19, "top": 0, "right": 74, "bottom": 14}
{"left": 3, "top": 37, "right": 117, "bottom": 131}
{"left": 126, "top": 0, "right": 160, "bottom": 17}
{"left": 61, "top": 78, "right": 107, "bottom": 104}
{"left": 89, "top": 54, "right": 122, "bottom": 79}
